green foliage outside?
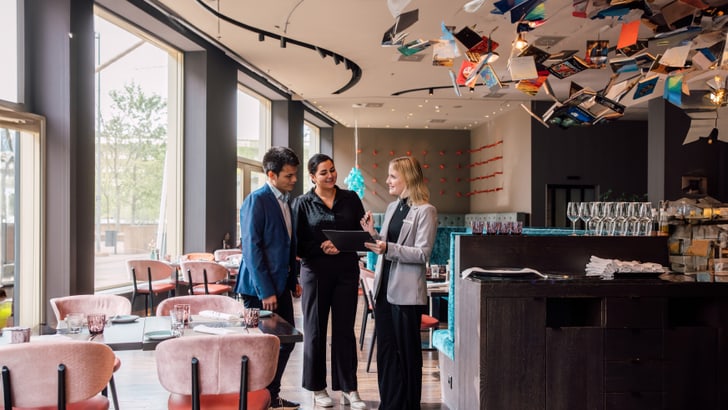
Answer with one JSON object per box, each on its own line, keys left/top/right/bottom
{"left": 97, "top": 82, "right": 166, "bottom": 227}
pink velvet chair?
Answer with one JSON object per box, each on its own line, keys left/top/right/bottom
{"left": 155, "top": 333, "right": 280, "bottom": 410}
{"left": 126, "top": 259, "right": 177, "bottom": 316}
{"left": 180, "top": 261, "right": 232, "bottom": 296}
{"left": 49, "top": 294, "right": 131, "bottom": 410}
{"left": 213, "top": 248, "right": 241, "bottom": 262}
{"left": 155, "top": 294, "right": 243, "bottom": 317}
{"left": 180, "top": 252, "right": 215, "bottom": 261}
{"left": 50, "top": 294, "right": 132, "bottom": 324}
{"left": 0, "top": 340, "right": 115, "bottom": 409}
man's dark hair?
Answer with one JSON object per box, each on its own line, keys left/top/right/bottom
{"left": 262, "top": 146, "right": 300, "bottom": 175}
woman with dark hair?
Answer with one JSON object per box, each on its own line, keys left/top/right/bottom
{"left": 360, "top": 156, "right": 438, "bottom": 410}
{"left": 292, "top": 153, "right": 367, "bottom": 409}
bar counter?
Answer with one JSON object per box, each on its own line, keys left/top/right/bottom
{"left": 449, "top": 233, "right": 728, "bottom": 410}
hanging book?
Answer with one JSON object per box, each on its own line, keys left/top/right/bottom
{"left": 480, "top": 64, "right": 502, "bottom": 88}
{"left": 548, "top": 55, "right": 590, "bottom": 79}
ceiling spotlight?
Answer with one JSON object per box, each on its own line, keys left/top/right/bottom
{"left": 333, "top": 54, "right": 342, "bottom": 65}
{"left": 258, "top": 33, "right": 265, "bottom": 42}
{"left": 513, "top": 32, "right": 529, "bottom": 51}
{"left": 428, "top": 88, "right": 434, "bottom": 95}
{"left": 280, "top": 37, "right": 287, "bottom": 48}
{"left": 316, "top": 47, "right": 327, "bottom": 59}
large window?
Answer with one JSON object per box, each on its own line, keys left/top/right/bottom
{"left": 237, "top": 86, "right": 270, "bottom": 162}
{"left": 0, "top": 105, "right": 45, "bottom": 329}
{"left": 0, "top": 0, "right": 19, "bottom": 103}
{"left": 94, "top": 9, "right": 183, "bottom": 290}
{"left": 302, "top": 120, "right": 320, "bottom": 192}
{"left": 235, "top": 85, "right": 271, "bottom": 239}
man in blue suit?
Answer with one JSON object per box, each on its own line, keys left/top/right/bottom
{"left": 236, "top": 146, "right": 302, "bottom": 410}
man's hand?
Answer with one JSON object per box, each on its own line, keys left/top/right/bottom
{"left": 262, "top": 294, "right": 278, "bottom": 311}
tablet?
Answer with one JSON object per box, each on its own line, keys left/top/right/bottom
{"left": 322, "top": 230, "right": 376, "bottom": 252}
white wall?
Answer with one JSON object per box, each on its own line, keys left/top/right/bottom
{"left": 469, "top": 106, "right": 532, "bottom": 214}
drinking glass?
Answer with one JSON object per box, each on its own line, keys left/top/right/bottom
{"left": 173, "top": 304, "right": 190, "bottom": 324}
{"left": 66, "top": 313, "right": 85, "bottom": 334}
{"left": 638, "top": 202, "right": 654, "bottom": 236}
{"left": 579, "top": 202, "right": 592, "bottom": 235}
{"left": 567, "top": 202, "right": 580, "bottom": 236}
{"left": 626, "top": 202, "right": 640, "bottom": 235}
{"left": 243, "top": 308, "right": 260, "bottom": 328}
{"left": 589, "top": 202, "right": 604, "bottom": 236}
{"left": 470, "top": 220, "right": 484, "bottom": 235}
{"left": 87, "top": 313, "right": 106, "bottom": 336}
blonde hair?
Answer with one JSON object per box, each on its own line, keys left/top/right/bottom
{"left": 390, "top": 156, "right": 429, "bottom": 205}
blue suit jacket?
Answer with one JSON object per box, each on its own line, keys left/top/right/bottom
{"left": 235, "top": 184, "right": 298, "bottom": 299}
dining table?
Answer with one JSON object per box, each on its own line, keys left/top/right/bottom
{"left": 46, "top": 311, "right": 302, "bottom": 351}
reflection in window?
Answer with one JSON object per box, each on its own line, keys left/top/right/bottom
{"left": 94, "top": 10, "right": 182, "bottom": 290}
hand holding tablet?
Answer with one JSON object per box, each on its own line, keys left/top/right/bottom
{"left": 322, "top": 230, "right": 376, "bottom": 252}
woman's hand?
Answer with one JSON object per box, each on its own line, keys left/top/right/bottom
{"left": 360, "top": 210, "right": 375, "bottom": 234}
{"left": 364, "top": 240, "right": 387, "bottom": 255}
{"left": 320, "top": 239, "right": 340, "bottom": 255}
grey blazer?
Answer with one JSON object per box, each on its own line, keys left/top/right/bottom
{"left": 372, "top": 200, "right": 438, "bottom": 306}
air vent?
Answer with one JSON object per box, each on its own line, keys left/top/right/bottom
{"left": 484, "top": 92, "right": 506, "bottom": 98}
{"left": 398, "top": 54, "right": 426, "bottom": 62}
{"left": 429, "top": 119, "right": 447, "bottom": 123}
{"left": 365, "top": 103, "right": 383, "bottom": 108}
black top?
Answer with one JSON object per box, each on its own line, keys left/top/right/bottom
{"left": 292, "top": 186, "right": 366, "bottom": 274}
{"left": 382, "top": 197, "right": 410, "bottom": 278}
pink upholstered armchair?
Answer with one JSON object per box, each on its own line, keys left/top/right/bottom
{"left": 0, "top": 340, "right": 115, "bottom": 409}
{"left": 126, "top": 259, "right": 177, "bottom": 316}
{"left": 213, "top": 248, "right": 241, "bottom": 262}
{"left": 179, "top": 261, "right": 232, "bottom": 296}
{"left": 50, "top": 294, "right": 132, "bottom": 324}
{"left": 49, "top": 293, "right": 131, "bottom": 410}
{"left": 155, "top": 333, "right": 279, "bottom": 410}
{"left": 155, "top": 294, "right": 244, "bottom": 317}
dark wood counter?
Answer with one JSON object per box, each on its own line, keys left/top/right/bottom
{"left": 452, "top": 234, "right": 728, "bottom": 410}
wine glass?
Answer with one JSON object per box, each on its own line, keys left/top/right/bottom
{"left": 567, "top": 202, "right": 580, "bottom": 236}
{"left": 589, "top": 202, "right": 604, "bottom": 236}
{"left": 638, "top": 202, "right": 654, "bottom": 236}
{"left": 579, "top": 202, "right": 592, "bottom": 235}
{"left": 626, "top": 202, "right": 640, "bottom": 236}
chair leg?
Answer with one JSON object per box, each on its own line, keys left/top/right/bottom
{"left": 366, "top": 328, "right": 376, "bottom": 373}
{"left": 108, "top": 375, "right": 120, "bottom": 409}
{"left": 149, "top": 293, "right": 155, "bottom": 317}
{"left": 359, "top": 309, "right": 368, "bottom": 350}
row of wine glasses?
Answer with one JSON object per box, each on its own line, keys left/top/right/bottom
{"left": 567, "top": 201, "right": 656, "bottom": 236}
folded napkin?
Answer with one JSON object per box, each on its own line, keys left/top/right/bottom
{"left": 586, "top": 255, "right": 667, "bottom": 280}
{"left": 198, "top": 310, "right": 239, "bottom": 320}
{"left": 193, "top": 325, "right": 234, "bottom": 335}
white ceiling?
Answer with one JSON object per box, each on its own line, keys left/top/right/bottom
{"left": 146, "top": 0, "right": 728, "bottom": 135}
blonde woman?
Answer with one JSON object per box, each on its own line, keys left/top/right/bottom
{"left": 361, "top": 156, "right": 437, "bottom": 410}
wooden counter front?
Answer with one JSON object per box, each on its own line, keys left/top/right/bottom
{"left": 452, "top": 234, "right": 728, "bottom": 410}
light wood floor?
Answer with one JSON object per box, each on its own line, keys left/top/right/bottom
{"left": 115, "top": 294, "right": 445, "bottom": 409}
